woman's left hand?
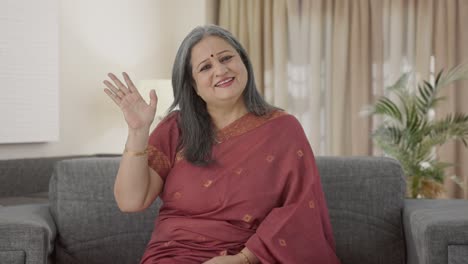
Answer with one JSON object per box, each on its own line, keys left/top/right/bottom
{"left": 202, "top": 255, "right": 243, "bottom": 264}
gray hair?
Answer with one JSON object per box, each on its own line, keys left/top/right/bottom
{"left": 168, "top": 24, "right": 276, "bottom": 166}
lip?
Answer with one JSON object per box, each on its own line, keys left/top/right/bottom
{"left": 215, "top": 77, "right": 235, "bottom": 88}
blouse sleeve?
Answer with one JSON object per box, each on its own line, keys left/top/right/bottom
{"left": 147, "top": 112, "right": 180, "bottom": 180}
{"left": 245, "top": 118, "right": 340, "bottom": 264}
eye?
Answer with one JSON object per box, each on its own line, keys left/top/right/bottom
{"left": 220, "top": 55, "right": 233, "bottom": 62}
{"left": 200, "top": 64, "right": 211, "bottom": 72}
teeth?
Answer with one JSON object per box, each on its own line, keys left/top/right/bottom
{"left": 216, "top": 78, "right": 234, "bottom": 86}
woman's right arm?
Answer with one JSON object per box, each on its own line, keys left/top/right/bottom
{"left": 113, "top": 128, "right": 164, "bottom": 212}
{"left": 103, "top": 72, "right": 163, "bottom": 212}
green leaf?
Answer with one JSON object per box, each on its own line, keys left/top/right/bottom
{"left": 367, "top": 63, "right": 468, "bottom": 198}
{"left": 373, "top": 97, "right": 403, "bottom": 123}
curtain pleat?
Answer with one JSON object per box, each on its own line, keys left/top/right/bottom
{"left": 216, "top": 0, "right": 467, "bottom": 198}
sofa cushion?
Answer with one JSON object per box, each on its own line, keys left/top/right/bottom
{"left": 0, "top": 156, "right": 85, "bottom": 198}
{"left": 0, "top": 192, "right": 48, "bottom": 207}
{"left": 0, "top": 250, "right": 25, "bottom": 264}
{"left": 0, "top": 204, "right": 55, "bottom": 264}
{"left": 449, "top": 245, "right": 468, "bottom": 264}
{"left": 317, "top": 156, "right": 406, "bottom": 264}
{"left": 49, "top": 157, "right": 160, "bottom": 264}
{"left": 0, "top": 154, "right": 121, "bottom": 198}
{"left": 404, "top": 199, "right": 468, "bottom": 264}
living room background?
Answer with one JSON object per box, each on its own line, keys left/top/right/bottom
{"left": 0, "top": 0, "right": 217, "bottom": 160}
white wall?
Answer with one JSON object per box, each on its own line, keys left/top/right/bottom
{"left": 0, "top": 0, "right": 215, "bottom": 159}
{"left": 0, "top": 0, "right": 60, "bottom": 144}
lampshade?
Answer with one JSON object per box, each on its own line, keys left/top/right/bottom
{"left": 138, "top": 79, "right": 174, "bottom": 130}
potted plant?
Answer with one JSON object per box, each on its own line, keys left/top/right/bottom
{"left": 365, "top": 64, "right": 468, "bottom": 198}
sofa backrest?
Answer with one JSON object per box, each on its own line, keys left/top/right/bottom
{"left": 0, "top": 155, "right": 120, "bottom": 198}
{"left": 49, "top": 157, "right": 159, "bottom": 264}
{"left": 0, "top": 156, "right": 88, "bottom": 198}
{"left": 49, "top": 156, "right": 406, "bottom": 264}
{"left": 318, "top": 156, "right": 406, "bottom": 264}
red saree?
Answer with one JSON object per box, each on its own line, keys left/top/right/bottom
{"left": 141, "top": 110, "right": 340, "bottom": 264}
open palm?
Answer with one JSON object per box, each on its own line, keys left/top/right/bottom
{"left": 103, "top": 72, "right": 158, "bottom": 130}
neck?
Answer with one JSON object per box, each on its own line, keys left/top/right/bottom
{"left": 207, "top": 101, "right": 248, "bottom": 130}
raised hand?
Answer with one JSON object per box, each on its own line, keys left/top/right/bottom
{"left": 103, "top": 72, "right": 158, "bottom": 131}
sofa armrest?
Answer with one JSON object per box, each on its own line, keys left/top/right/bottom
{"left": 404, "top": 199, "right": 468, "bottom": 264}
{"left": 0, "top": 204, "right": 56, "bottom": 264}
{"left": 49, "top": 157, "right": 160, "bottom": 264}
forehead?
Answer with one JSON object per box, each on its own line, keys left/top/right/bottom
{"left": 190, "top": 35, "right": 236, "bottom": 64}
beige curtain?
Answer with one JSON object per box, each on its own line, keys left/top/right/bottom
{"left": 381, "top": 0, "right": 468, "bottom": 198}
{"left": 219, "top": 0, "right": 373, "bottom": 155}
{"left": 217, "top": 0, "right": 468, "bottom": 198}
{"left": 219, "top": 0, "right": 288, "bottom": 103}
{"left": 432, "top": 0, "right": 468, "bottom": 198}
{"left": 286, "top": 0, "right": 374, "bottom": 155}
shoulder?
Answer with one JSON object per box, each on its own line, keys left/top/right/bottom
{"left": 149, "top": 111, "right": 180, "bottom": 142}
{"left": 156, "top": 111, "right": 180, "bottom": 130}
{"left": 267, "top": 110, "right": 303, "bottom": 131}
{"left": 265, "top": 111, "right": 308, "bottom": 143}
{"left": 161, "top": 110, "right": 180, "bottom": 124}
{"left": 242, "top": 110, "right": 302, "bottom": 135}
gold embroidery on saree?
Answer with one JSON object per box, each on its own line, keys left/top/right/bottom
{"left": 216, "top": 110, "right": 287, "bottom": 143}
{"left": 278, "top": 239, "right": 287, "bottom": 247}
{"left": 147, "top": 145, "right": 171, "bottom": 175}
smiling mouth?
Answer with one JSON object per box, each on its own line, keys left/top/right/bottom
{"left": 215, "top": 77, "right": 235, "bottom": 88}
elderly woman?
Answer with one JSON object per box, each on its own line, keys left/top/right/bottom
{"left": 103, "top": 25, "right": 340, "bottom": 264}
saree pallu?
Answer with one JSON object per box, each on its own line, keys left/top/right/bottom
{"left": 141, "top": 110, "right": 340, "bottom": 264}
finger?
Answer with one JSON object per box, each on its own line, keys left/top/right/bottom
{"left": 122, "top": 72, "right": 138, "bottom": 93}
{"left": 103, "top": 80, "right": 125, "bottom": 99}
{"left": 149, "top": 89, "right": 158, "bottom": 109}
{"left": 104, "top": 88, "right": 122, "bottom": 105}
{"left": 108, "top": 73, "right": 130, "bottom": 95}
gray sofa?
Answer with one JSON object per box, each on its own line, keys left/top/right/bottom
{"left": 0, "top": 155, "right": 118, "bottom": 264}
{"left": 1, "top": 156, "right": 468, "bottom": 264}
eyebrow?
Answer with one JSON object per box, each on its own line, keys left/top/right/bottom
{"left": 196, "top": 50, "right": 232, "bottom": 70}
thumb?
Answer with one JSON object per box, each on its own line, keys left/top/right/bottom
{"left": 149, "top": 89, "right": 158, "bottom": 109}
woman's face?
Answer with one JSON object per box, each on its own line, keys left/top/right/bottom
{"left": 190, "top": 35, "right": 248, "bottom": 109}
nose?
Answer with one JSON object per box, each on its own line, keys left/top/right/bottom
{"left": 213, "top": 61, "right": 228, "bottom": 76}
